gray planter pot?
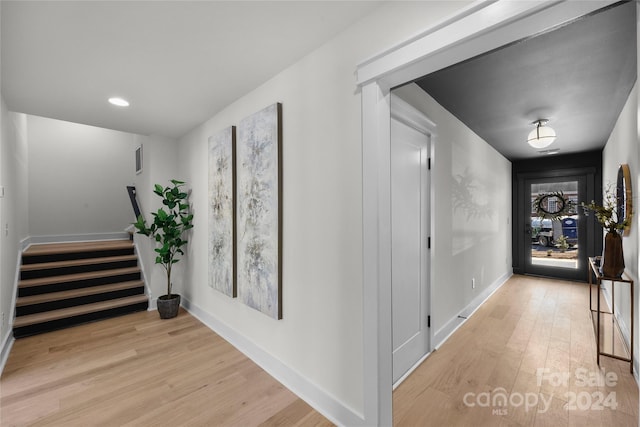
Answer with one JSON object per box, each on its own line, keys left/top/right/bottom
{"left": 157, "top": 294, "right": 181, "bottom": 319}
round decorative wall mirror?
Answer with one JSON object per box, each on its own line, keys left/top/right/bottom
{"left": 616, "top": 164, "right": 632, "bottom": 236}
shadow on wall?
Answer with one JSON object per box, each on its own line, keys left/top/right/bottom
{"left": 451, "top": 168, "right": 497, "bottom": 257}
{"left": 452, "top": 167, "right": 494, "bottom": 221}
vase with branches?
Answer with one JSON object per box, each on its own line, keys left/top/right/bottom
{"left": 581, "top": 186, "right": 629, "bottom": 277}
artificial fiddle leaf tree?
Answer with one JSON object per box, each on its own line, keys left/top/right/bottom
{"left": 134, "top": 180, "right": 193, "bottom": 315}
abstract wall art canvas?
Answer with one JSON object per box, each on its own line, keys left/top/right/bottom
{"left": 236, "top": 103, "right": 282, "bottom": 319}
{"left": 208, "top": 126, "right": 236, "bottom": 297}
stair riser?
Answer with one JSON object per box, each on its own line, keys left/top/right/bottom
{"left": 19, "top": 272, "right": 142, "bottom": 297}
{"left": 21, "top": 259, "right": 139, "bottom": 280}
{"left": 22, "top": 248, "right": 134, "bottom": 265}
{"left": 13, "top": 302, "right": 149, "bottom": 338}
{"left": 16, "top": 287, "right": 146, "bottom": 316}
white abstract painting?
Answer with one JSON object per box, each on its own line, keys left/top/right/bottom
{"left": 237, "top": 103, "right": 282, "bottom": 319}
{"left": 208, "top": 126, "right": 236, "bottom": 297}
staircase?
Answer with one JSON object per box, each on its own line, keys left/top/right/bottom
{"left": 13, "top": 239, "right": 148, "bottom": 338}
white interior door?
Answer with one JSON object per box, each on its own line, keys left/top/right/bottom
{"left": 391, "top": 116, "right": 430, "bottom": 384}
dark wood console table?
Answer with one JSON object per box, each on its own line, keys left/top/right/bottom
{"left": 588, "top": 257, "right": 634, "bottom": 373}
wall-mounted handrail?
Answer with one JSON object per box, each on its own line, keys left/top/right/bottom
{"left": 126, "top": 186, "right": 141, "bottom": 219}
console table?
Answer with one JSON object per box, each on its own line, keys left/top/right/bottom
{"left": 588, "top": 257, "right": 634, "bottom": 373}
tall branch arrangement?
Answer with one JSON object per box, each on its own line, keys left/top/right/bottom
{"left": 581, "top": 185, "right": 629, "bottom": 234}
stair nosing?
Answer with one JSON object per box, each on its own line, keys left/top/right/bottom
{"left": 19, "top": 267, "right": 141, "bottom": 288}
{"left": 13, "top": 294, "right": 149, "bottom": 328}
{"left": 16, "top": 280, "right": 145, "bottom": 307}
{"left": 20, "top": 254, "right": 138, "bottom": 272}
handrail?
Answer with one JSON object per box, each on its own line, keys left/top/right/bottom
{"left": 126, "top": 186, "right": 141, "bottom": 219}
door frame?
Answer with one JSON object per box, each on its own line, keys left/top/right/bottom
{"left": 520, "top": 173, "right": 588, "bottom": 281}
{"left": 512, "top": 155, "right": 603, "bottom": 281}
{"left": 357, "top": 1, "right": 618, "bottom": 425}
{"left": 390, "top": 94, "right": 435, "bottom": 387}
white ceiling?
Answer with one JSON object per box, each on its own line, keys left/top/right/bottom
{"left": 1, "top": 1, "right": 383, "bottom": 139}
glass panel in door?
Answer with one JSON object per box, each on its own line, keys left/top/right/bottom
{"left": 530, "top": 181, "right": 580, "bottom": 269}
{"left": 528, "top": 180, "right": 581, "bottom": 276}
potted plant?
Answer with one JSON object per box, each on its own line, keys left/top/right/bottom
{"left": 134, "top": 179, "right": 194, "bottom": 318}
{"left": 555, "top": 235, "right": 569, "bottom": 253}
{"left": 581, "top": 186, "right": 630, "bottom": 278}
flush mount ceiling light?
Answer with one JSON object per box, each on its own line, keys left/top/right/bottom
{"left": 527, "top": 119, "right": 556, "bottom": 149}
{"left": 108, "top": 97, "right": 130, "bottom": 107}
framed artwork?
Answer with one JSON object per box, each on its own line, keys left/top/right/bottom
{"left": 208, "top": 126, "right": 236, "bottom": 297}
{"left": 236, "top": 103, "right": 282, "bottom": 319}
{"left": 135, "top": 145, "right": 143, "bottom": 174}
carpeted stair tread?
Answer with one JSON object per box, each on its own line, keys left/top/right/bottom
{"left": 13, "top": 294, "right": 149, "bottom": 328}
{"left": 16, "top": 280, "right": 144, "bottom": 307}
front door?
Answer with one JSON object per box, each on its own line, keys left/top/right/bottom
{"left": 523, "top": 176, "right": 587, "bottom": 281}
{"left": 390, "top": 116, "right": 430, "bottom": 384}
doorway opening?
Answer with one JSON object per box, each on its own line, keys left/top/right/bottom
{"left": 513, "top": 152, "right": 602, "bottom": 282}
{"left": 358, "top": 2, "right": 633, "bottom": 425}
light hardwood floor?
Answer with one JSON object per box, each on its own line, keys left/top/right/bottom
{"left": 2, "top": 275, "right": 638, "bottom": 426}
{"left": 394, "top": 275, "right": 639, "bottom": 426}
{"left": 1, "top": 309, "right": 332, "bottom": 426}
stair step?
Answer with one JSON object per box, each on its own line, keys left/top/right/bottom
{"left": 16, "top": 280, "right": 144, "bottom": 307}
{"left": 13, "top": 294, "right": 149, "bottom": 328}
{"left": 19, "top": 267, "right": 141, "bottom": 289}
{"left": 20, "top": 255, "right": 139, "bottom": 280}
{"left": 22, "top": 240, "right": 135, "bottom": 265}
{"left": 22, "top": 240, "right": 134, "bottom": 257}
{"left": 20, "top": 254, "right": 138, "bottom": 272}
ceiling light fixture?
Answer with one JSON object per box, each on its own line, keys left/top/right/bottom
{"left": 527, "top": 119, "right": 556, "bottom": 149}
{"left": 108, "top": 97, "right": 130, "bottom": 107}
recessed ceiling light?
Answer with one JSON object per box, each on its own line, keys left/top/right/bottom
{"left": 108, "top": 97, "right": 130, "bottom": 107}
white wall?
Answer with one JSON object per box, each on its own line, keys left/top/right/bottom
{"left": 174, "top": 1, "right": 471, "bottom": 422}
{"left": 393, "top": 84, "right": 512, "bottom": 342}
{"left": 602, "top": 82, "right": 638, "bottom": 375}
{"left": 132, "top": 134, "right": 179, "bottom": 304}
{"left": 0, "top": 97, "right": 29, "bottom": 368}
{"left": 27, "top": 115, "right": 138, "bottom": 238}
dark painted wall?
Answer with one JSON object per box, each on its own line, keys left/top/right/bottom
{"left": 512, "top": 150, "right": 603, "bottom": 280}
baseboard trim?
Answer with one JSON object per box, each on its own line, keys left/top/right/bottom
{"left": 0, "top": 329, "right": 15, "bottom": 376}
{"left": 434, "top": 272, "right": 512, "bottom": 349}
{"left": 393, "top": 351, "right": 431, "bottom": 390}
{"left": 181, "top": 297, "right": 364, "bottom": 427}
{"left": 131, "top": 234, "right": 153, "bottom": 307}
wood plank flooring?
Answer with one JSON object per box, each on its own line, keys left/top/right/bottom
{"left": 3, "top": 275, "right": 637, "bottom": 426}
{"left": 394, "top": 275, "right": 639, "bottom": 426}
{"left": 1, "top": 309, "right": 332, "bottom": 426}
